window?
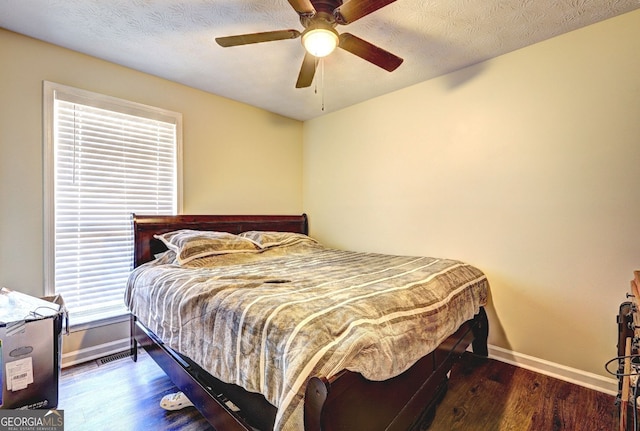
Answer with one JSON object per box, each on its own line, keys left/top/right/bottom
{"left": 44, "top": 82, "right": 182, "bottom": 328}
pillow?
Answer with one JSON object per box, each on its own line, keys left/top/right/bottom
{"left": 238, "top": 231, "right": 316, "bottom": 249}
{"left": 154, "top": 229, "right": 259, "bottom": 264}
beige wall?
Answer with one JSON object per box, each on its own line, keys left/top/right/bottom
{"left": 0, "top": 29, "right": 303, "bottom": 357}
{"left": 303, "top": 9, "right": 640, "bottom": 378}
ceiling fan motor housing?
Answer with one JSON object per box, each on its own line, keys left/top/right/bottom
{"left": 300, "top": 11, "right": 337, "bottom": 29}
{"left": 309, "top": 0, "right": 344, "bottom": 16}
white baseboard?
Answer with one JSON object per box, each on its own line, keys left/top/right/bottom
{"left": 487, "top": 344, "right": 618, "bottom": 396}
{"left": 62, "top": 338, "right": 131, "bottom": 368}
{"left": 61, "top": 339, "right": 618, "bottom": 396}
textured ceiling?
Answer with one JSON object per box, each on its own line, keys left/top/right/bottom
{"left": 1, "top": 0, "right": 639, "bottom": 121}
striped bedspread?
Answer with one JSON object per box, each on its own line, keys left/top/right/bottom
{"left": 125, "top": 239, "right": 488, "bottom": 431}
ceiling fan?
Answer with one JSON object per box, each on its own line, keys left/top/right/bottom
{"left": 215, "top": 0, "right": 404, "bottom": 88}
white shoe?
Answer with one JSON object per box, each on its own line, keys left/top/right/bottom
{"left": 160, "top": 391, "right": 194, "bottom": 411}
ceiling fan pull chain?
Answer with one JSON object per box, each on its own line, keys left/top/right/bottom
{"left": 321, "top": 58, "right": 325, "bottom": 111}
{"left": 314, "top": 56, "right": 318, "bottom": 95}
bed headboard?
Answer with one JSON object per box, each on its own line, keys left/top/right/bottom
{"left": 131, "top": 213, "right": 309, "bottom": 268}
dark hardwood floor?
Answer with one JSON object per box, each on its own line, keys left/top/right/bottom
{"left": 429, "top": 354, "right": 617, "bottom": 431}
{"left": 58, "top": 349, "right": 618, "bottom": 431}
{"left": 59, "top": 349, "right": 213, "bottom": 431}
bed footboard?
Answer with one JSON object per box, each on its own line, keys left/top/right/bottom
{"left": 471, "top": 307, "right": 489, "bottom": 356}
{"left": 304, "top": 308, "right": 488, "bottom": 431}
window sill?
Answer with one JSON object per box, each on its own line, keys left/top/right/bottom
{"left": 68, "top": 311, "right": 131, "bottom": 333}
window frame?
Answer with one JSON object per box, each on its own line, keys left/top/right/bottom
{"left": 43, "top": 81, "right": 183, "bottom": 330}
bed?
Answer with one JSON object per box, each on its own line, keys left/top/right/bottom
{"left": 126, "top": 213, "right": 489, "bottom": 431}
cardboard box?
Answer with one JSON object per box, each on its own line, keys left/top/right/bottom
{"left": 0, "top": 288, "right": 67, "bottom": 409}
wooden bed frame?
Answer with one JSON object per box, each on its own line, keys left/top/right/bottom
{"left": 129, "top": 213, "right": 489, "bottom": 431}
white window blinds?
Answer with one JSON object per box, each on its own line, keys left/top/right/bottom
{"left": 44, "top": 82, "right": 182, "bottom": 326}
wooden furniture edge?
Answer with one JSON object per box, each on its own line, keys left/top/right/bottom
{"left": 617, "top": 271, "right": 640, "bottom": 431}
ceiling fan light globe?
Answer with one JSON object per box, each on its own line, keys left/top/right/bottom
{"left": 302, "top": 28, "right": 338, "bottom": 57}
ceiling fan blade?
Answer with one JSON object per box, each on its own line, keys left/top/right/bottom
{"left": 334, "top": 0, "right": 397, "bottom": 24}
{"left": 338, "top": 33, "right": 403, "bottom": 72}
{"left": 215, "top": 29, "right": 300, "bottom": 47}
{"left": 296, "top": 52, "right": 318, "bottom": 88}
{"left": 287, "top": 0, "right": 316, "bottom": 16}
